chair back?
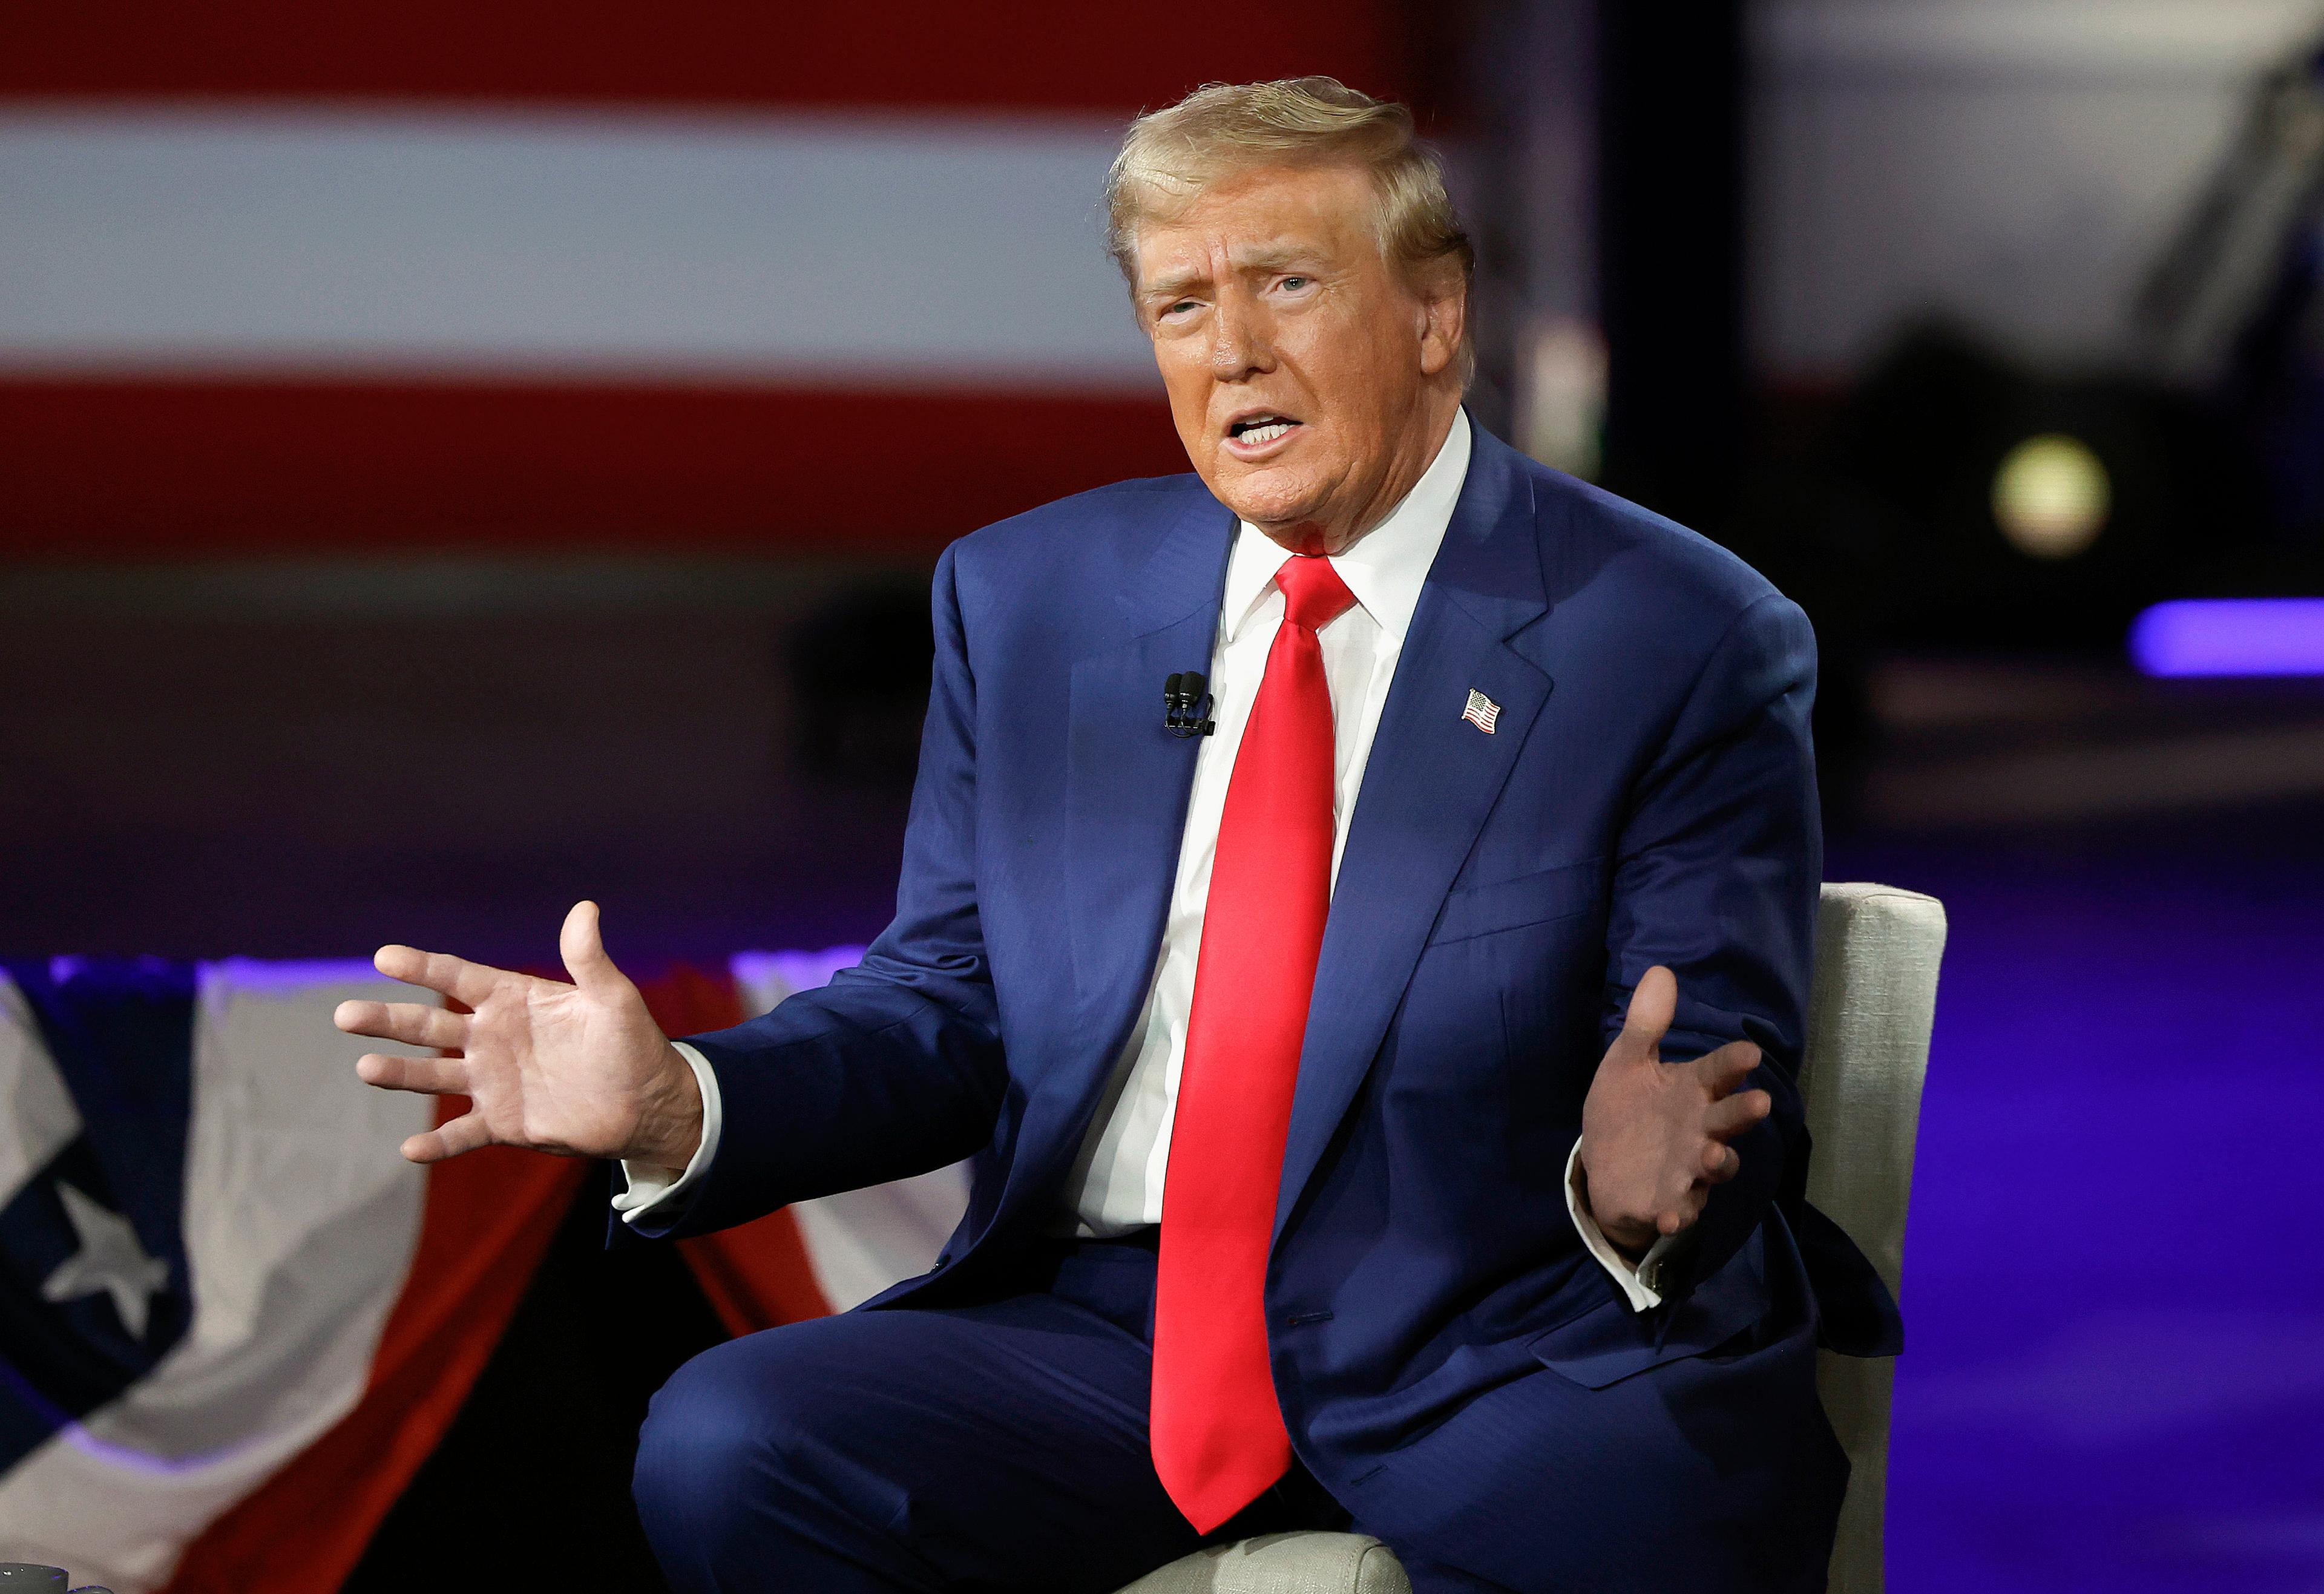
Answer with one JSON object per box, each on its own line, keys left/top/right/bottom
{"left": 1798, "top": 884, "right": 1947, "bottom": 1594}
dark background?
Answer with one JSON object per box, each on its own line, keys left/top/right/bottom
{"left": 7, "top": 2, "right": 2324, "bottom": 1589}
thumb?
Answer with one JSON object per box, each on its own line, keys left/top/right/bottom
{"left": 560, "top": 900, "right": 624, "bottom": 995}
{"left": 1617, "top": 965, "right": 1678, "bottom": 1058}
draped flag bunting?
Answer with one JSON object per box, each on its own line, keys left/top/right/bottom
{"left": 0, "top": 2, "right": 1410, "bottom": 557}
{"left": 0, "top": 950, "right": 970, "bottom": 1590}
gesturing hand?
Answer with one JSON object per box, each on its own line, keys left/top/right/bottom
{"left": 333, "top": 900, "right": 703, "bottom": 1170}
{"left": 1578, "top": 965, "right": 1772, "bottom": 1257}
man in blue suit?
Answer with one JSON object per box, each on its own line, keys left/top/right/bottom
{"left": 338, "top": 77, "right": 1894, "bottom": 1594}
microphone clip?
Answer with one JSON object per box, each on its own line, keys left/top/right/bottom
{"left": 1163, "top": 672, "right": 1216, "bottom": 738}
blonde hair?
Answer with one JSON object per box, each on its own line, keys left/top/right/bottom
{"left": 1104, "top": 77, "right": 1475, "bottom": 305}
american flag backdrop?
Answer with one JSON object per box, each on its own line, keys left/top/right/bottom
{"left": 1, "top": 1, "right": 1429, "bottom": 559}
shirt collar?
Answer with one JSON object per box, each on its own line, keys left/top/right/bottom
{"left": 1219, "top": 407, "right": 1472, "bottom": 646}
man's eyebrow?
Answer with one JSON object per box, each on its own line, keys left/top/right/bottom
{"left": 1140, "top": 267, "right": 1207, "bottom": 303}
{"left": 1139, "top": 243, "right": 1333, "bottom": 303}
{"left": 1230, "top": 243, "right": 1329, "bottom": 275}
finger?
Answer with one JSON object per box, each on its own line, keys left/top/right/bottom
{"left": 1617, "top": 966, "right": 1678, "bottom": 1057}
{"left": 1699, "top": 1141, "right": 1743, "bottom": 1183}
{"left": 373, "top": 945, "right": 500, "bottom": 1006}
{"left": 1694, "top": 1040, "right": 1764, "bottom": 1098}
{"left": 334, "top": 999, "right": 466, "bottom": 1051}
{"left": 1702, "top": 1088, "right": 1773, "bottom": 1141}
{"left": 399, "top": 1112, "right": 494, "bottom": 1164}
{"left": 1659, "top": 1186, "right": 1710, "bottom": 1236}
{"left": 356, "top": 1051, "right": 470, "bottom": 1096}
{"left": 560, "top": 900, "right": 629, "bottom": 997}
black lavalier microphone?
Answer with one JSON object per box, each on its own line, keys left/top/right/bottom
{"left": 1163, "top": 672, "right": 1216, "bottom": 738}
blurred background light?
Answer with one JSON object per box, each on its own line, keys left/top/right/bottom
{"left": 2130, "top": 596, "right": 2324, "bottom": 675}
{"left": 1991, "top": 432, "right": 2112, "bottom": 559}
{"left": 1515, "top": 316, "right": 1606, "bottom": 480}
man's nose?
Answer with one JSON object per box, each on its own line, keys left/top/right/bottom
{"left": 1208, "top": 298, "right": 1274, "bottom": 379}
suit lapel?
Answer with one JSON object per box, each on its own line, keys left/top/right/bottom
{"left": 1033, "top": 493, "right": 1234, "bottom": 1173}
{"left": 1275, "top": 430, "right": 1554, "bottom": 1238}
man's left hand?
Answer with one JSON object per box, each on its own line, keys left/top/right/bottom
{"left": 1578, "top": 965, "right": 1772, "bottom": 1258}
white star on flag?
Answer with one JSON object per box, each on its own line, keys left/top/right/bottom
{"left": 42, "top": 1180, "right": 170, "bottom": 1340}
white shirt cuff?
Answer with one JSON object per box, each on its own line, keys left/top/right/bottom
{"left": 1564, "top": 1140, "right": 1679, "bottom": 1313}
{"left": 611, "top": 1041, "right": 722, "bottom": 1224}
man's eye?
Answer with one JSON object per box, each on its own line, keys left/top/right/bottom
{"left": 1279, "top": 276, "right": 1311, "bottom": 292}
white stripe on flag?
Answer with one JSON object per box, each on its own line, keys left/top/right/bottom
{"left": 0, "top": 962, "right": 434, "bottom": 1593}
{"left": 0, "top": 107, "right": 1155, "bottom": 389}
{"left": 0, "top": 972, "right": 80, "bottom": 1206}
{"left": 730, "top": 950, "right": 973, "bottom": 1313}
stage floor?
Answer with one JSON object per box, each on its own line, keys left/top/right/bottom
{"left": 1836, "top": 816, "right": 2324, "bottom": 1594}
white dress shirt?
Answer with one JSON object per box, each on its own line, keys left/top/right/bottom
{"left": 619, "top": 409, "right": 1669, "bottom": 1311}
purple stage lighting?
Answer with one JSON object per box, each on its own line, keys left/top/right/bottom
{"left": 2129, "top": 599, "right": 2324, "bottom": 677}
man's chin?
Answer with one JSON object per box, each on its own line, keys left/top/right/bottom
{"left": 1209, "top": 461, "right": 1327, "bottom": 533}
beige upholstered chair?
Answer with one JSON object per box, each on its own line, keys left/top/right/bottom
{"left": 1119, "top": 882, "right": 1946, "bottom": 1594}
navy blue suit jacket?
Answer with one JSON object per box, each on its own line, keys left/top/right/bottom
{"left": 638, "top": 422, "right": 1896, "bottom": 1546}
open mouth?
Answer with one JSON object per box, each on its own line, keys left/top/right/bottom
{"left": 1226, "top": 412, "right": 1302, "bottom": 452}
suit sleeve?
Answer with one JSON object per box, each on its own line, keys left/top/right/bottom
{"left": 1600, "top": 591, "right": 1821, "bottom": 1307}
{"left": 625, "top": 543, "right": 1009, "bottom": 1239}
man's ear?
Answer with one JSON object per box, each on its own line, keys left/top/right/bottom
{"left": 1415, "top": 269, "right": 1468, "bottom": 379}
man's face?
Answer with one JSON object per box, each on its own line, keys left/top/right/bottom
{"left": 1131, "top": 162, "right": 1462, "bottom": 550}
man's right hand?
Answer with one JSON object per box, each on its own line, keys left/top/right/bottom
{"left": 333, "top": 900, "right": 703, "bottom": 1170}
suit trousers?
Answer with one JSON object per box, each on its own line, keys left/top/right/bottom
{"left": 630, "top": 1236, "right": 1505, "bottom": 1594}
{"left": 632, "top": 1228, "right": 1854, "bottom": 1594}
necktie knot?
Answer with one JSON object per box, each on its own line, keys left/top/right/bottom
{"left": 1275, "top": 554, "right": 1356, "bottom": 634}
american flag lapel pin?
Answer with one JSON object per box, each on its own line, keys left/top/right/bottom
{"left": 1462, "top": 688, "right": 1501, "bottom": 735}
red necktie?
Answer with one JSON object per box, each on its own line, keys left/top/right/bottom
{"left": 1151, "top": 553, "right": 1356, "bottom": 1533}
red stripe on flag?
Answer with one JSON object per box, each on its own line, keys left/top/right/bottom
{"left": 634, "top": 963, "right": 836, "bottom": 1334}
{"left": 1, "top": 2, "right": 1417, "bottom": 115}
{"left": 160, "top": 1105, "right": 586, "bottom": 1593}
{"left": 682, "top": 1215, "right": 834, "bottom": 1336}
{"left": 0, "top": 379, "right": 1189, "bottom": 558}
